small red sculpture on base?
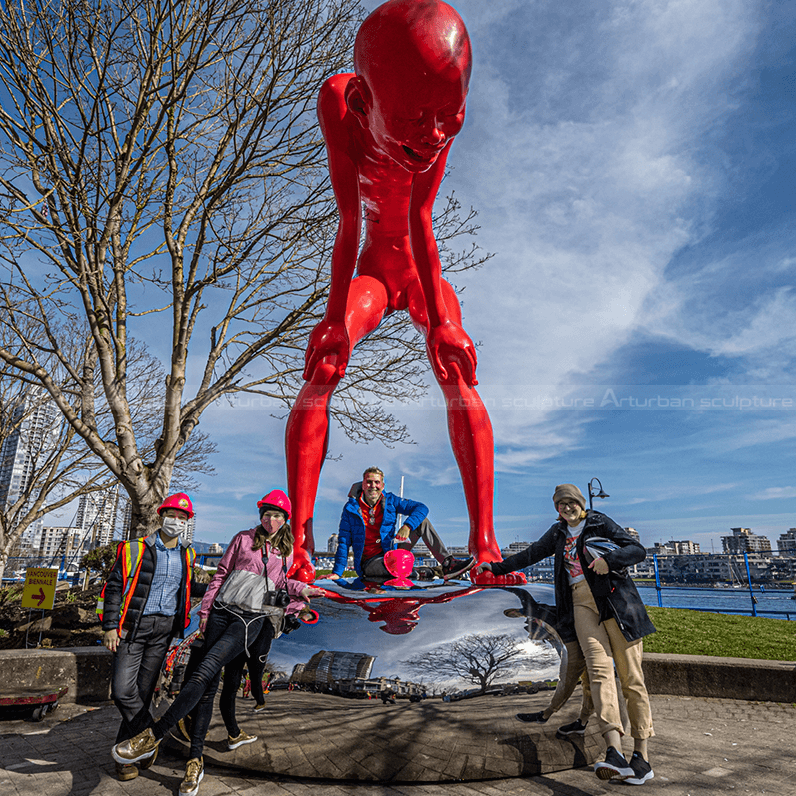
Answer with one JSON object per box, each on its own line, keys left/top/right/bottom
{"left": 285, "top": 0, "right": 504, "bottom": 581}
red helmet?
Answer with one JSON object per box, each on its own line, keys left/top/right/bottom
{"left": 257, "top": 489, "right": 291, "bottom": 519}
{"left": 157, "top": 492, "right": 194, "bottom": 518}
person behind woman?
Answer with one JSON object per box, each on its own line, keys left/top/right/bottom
{"left": 111, "top": 489, "right": 324, "bottom": 796}
{"left": 216, "top": 596, "right": 313, "bottom": 749}
{"left": 476, "top": 484, "right": 655, "bottom": 786}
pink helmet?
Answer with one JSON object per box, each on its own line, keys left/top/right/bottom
{"left": 257, "top": 489, "right": 291, "bottom": 519}
{"left": 157, "top": 492, "right": 194, "bottom": 518}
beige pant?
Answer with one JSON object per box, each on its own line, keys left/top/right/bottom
{"left": 571, "top": 579, "right": 654, "bottom": 739}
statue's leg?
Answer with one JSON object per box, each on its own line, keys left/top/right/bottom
{"left": 286, "top": 277, "right": 388, "bottom": 581}
{"left": 407, "top": 280, "right": 502, "bottom": 566}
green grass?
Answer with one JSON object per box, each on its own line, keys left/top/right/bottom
{"left": 644, "top": 607, "right": 796, "bottom": 661}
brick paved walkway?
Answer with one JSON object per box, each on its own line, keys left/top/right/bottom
{"left": 1, "top": 694, "right": 794, "bottom": 795}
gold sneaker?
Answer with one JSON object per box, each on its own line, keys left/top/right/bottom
{"left": 111, "top": 727, "right": 160, "bottom": 764}
{"left": 227, "top": 729, "right": 258, "bottom": 751}
{"left": 179, "top": 757, "right": 204, "bottom": 796}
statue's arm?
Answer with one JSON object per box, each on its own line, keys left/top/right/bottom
{"left": 408, "top": 143, "right": 478, "bottom": 386}
{"left": 304, "top": 77, "right": 362, "bottom": 381}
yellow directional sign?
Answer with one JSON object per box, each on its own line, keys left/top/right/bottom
{"left": 21, "top": 568, "right": 58, "bottom": 610}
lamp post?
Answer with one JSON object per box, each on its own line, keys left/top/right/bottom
{"left": 587, "top": 478, "right": 609, "bottom": 510}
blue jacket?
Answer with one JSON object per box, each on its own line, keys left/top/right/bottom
{"left": 332, "top": 484, "right": 429, "bottom": 577}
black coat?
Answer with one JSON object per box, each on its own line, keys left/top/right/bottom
{"left": 491, "top": 511, "right": 655, "bottom": 644}
{"left": 101, "top": 535, "right": 206, "bottom": 642}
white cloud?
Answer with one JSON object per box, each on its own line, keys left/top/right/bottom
{"left": 432, "top": 0, "right": 764, "bottom": 466}
{"left": 181, "top": 0, "right": 787, "bottom": 549}
{"left": 748, "top": 487, "right": 796, "bottom": 501}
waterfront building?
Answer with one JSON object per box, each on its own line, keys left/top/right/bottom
{"left": 625, "top": 527, "right": 641, "bottom": 543}
{"left": 722, "top": 527, "right": 772, "bottom": 554}
{"left": 649, "top": 540, "right": 701, "bottom": 556}
{"left": 777, "top": 528, "right": 796, "bottom": 555}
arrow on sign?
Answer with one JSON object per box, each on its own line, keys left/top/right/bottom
{"left": 33, "top": 588, "right": 46, "bottom": 607}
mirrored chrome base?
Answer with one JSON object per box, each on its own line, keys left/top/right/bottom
{"left": 165, "top": 580, "right": 604, "bottom": 781}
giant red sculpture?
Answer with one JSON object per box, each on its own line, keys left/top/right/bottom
{"left": 286, "top": 0, "right": 501, "bottom": 581}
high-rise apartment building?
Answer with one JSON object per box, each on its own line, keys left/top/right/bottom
{"left": 75, "top": 487, "right": 122, "bottom": 547}
{"left": 0, "top": 387, "right": 62, "bottom": 553}
{"left": 0, "top": 388, "right": 61, "bottom": 509}
{"left": 38, "top": 525, "right": 89, "bottom": 566}
{"left": 184, "top": 514, "right": 196, "bottom": 544}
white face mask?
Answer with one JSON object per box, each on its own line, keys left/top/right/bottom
{"left": 161, "top": 516, "right": 188, "bottom": 538}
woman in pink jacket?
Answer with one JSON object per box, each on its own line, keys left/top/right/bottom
{"left": 111, "top": 490, "right": 324, "bottom": 795}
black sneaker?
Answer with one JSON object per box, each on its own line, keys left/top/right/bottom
{"left": 624, "top": 752, "right": 654, "bottom": 785}
{"left": 594, "top": 746, "right": 634, "bottom": 780}
{"left": 411, "top": 567, "right": 436, "bottom": 581}
{"left": 516, "top": 711, "right": 548, "bottom": 723}
{"left": 555, "top": 718, "right": 588, "bottom": 738}
{"left": 441, "top": 555, "right": 475, "bottom": 579}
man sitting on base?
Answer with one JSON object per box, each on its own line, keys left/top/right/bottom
{"left": 327, "top": 467, "right": 474, "bottom": 582}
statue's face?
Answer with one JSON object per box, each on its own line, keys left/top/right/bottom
{"left": 365, "top": 68, "right": 468, "bottom": 172}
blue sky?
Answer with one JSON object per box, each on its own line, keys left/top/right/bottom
{"left": 51, "top": 0, "right": 796, "bottom": 555}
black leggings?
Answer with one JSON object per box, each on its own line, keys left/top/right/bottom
{"left": 153, "top": 608, "right": 263, "bottom": 759}
{"left": 178, "top": 617, "right": 275, "bottom": 753}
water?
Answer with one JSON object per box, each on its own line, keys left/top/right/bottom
{"left": 636, "top": 585, "right": 796, "bottom": 620}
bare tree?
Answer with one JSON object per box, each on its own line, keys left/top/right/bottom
{"left": 0, "top": 0, "right": 489, "bottom": 537}
{"left": 402, "top": 633, "right": 535, "bottom": 694}
{"left": 0, "top": 314, "right": 210, "bottom": 579}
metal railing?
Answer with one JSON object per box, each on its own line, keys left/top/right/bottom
{"left": 646, "top": 550, "right": 796, "bottom": 620}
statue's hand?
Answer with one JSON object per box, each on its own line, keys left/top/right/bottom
{"left": 426, "top": 320, "right": 478, "bottom": 386}
{"left": 303, "top": 319, "right": 350, "bottom": 381}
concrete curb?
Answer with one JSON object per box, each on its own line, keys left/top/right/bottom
{"left": 643, "top": 651, "right": 796, "bottom": 702}
{"left": 0, "top": 646, "right": 112, "bottom": 704}
{"left": 1, "top": 647, "right": 795, "bottom": 705}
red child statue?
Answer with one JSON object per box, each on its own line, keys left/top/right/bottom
{"left": 285, "top": 0, "right": 502, "bottom": 581}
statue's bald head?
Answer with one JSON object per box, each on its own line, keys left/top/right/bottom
{"left": 354, "top": 0, "right": 472, "bottom": 94}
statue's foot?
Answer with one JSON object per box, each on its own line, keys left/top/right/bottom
{"left": 470, "top": 569, "right": 527, "bottom": 586}
{"left": 288, "top": 558, "right": 316, "bottom": 583}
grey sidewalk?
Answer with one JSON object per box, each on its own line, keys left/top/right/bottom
{"left": 1, "top": 694, "right": 794, "bottom": 796}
